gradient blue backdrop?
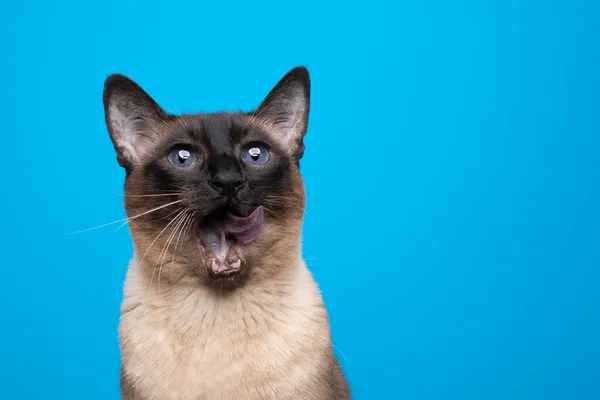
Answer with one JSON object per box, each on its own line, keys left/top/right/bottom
{"left": 1, "top": 0, "right": 599, "bottom": 398}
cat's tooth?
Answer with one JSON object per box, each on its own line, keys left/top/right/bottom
{"left": 231, "top": 259, "right": 241, "bottom": 270}
{"left": 211, "top": 260, "right": 220, "bottom": 273}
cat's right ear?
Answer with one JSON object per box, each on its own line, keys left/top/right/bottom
{"left": 103, "top": 74, "right": 167, "bottom": 169}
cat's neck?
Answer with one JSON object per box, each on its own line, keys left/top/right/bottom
{"left": 120, "top": 251, "right": 319, "bottom": 333}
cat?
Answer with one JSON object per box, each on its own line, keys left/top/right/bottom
{"left": 103, "top": 67, "right": 350, "bottom": 400}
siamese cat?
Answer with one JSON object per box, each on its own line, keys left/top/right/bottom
{"left": 103, "top": 67, "right": 350, "bottom": 399}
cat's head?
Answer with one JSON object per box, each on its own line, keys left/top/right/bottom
{"left": 103, "top": 67, "right": 310, "bottom": 290}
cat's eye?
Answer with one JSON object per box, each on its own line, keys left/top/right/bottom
{"left": 168, "top": 147, "right": 198, "bottom": 168}
{"left": 242, "top": 144, "right": 270, "bottom": 165}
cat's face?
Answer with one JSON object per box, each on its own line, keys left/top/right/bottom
{"left": 103, "top": 68, "right": 310, "bottom": 290}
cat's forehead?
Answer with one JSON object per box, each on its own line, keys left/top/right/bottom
{"left": 176, "top": 112, "right": 254, "bottom": 151}
{"left": 152, "top": 111, "right": 287, "bottom": 159}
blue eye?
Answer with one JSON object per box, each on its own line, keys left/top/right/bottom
{"left": 168, "top": 147, "right": 198, "bottom": 168}
{"left": 242, "top": 144, "right": 270, "bottom": 165}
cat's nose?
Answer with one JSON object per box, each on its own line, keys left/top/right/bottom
{"left": 209, "top": 156, "right": 245, "bottom": 196}
{"left": 209, "top": 172, "right": 244, "bottom": 196}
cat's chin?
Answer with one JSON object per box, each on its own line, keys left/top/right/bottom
{"left": 197, "top": 206, "right": 264, "bottom": 280}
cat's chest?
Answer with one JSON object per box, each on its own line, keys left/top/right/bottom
{"left": 120, "top": 301, "right": 330, "bottom": 400}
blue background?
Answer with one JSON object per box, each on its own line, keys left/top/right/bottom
{"left": 1, "top": 0, "right": 599, "bottom": 398}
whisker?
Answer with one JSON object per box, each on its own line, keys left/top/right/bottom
{"left": 163, "top": 215, "right": 191, "bottom": 287}
{"left": 107, "top": 192, "right": 183, "bottom": 198}
{"left": 171, "top": 213, "right": 193, "bottom": 264}
{"left": 157, "top": 210, "right": 189, "bottom": 292}
{"left": 333, "top": 344, "right": 348, "bottom": 361}
{"left": 146, "top": 208, "right": 187, "bottom": 291}
{"left": 260, "top": 197, "right": 309, "bottom": 217}
{"left": 66, "top": 217, "right": 131, "bottom": 236}
{"left": 262, "top": 206, "right": 284, "bottom": 220}
{"left": 178, "top": 211, "right": 197, "bottom": 259}
{"left": 66, "top": 199, "right": 183, "bottom": 235}
{"left": 114, "top": 199, "right": 184, "bottom": 232}
{"left": 156, "top": 207, "right": 186, "bottom": 222}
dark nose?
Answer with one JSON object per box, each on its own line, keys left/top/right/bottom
{"left": 209, "top": 157, "right": 244, "bottom": 196}
{"left": 210, "top": 173, "right": 244, "bottom": 195}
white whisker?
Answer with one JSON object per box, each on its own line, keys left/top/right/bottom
{"left": 172, "top": 213, "right": 193, "bottom": 264}
{"left": 146, "top": 208, "right": 187, "bottom": 291}
{"left": 157, "top": 210, "right": 189, "bottom": 291}
{"left": 333, "top": 344, "right": 348, "bottom": 361}
{"left": 113, "top": 200, "right": 184, "bottom": 232}
{"left": 263, "top": 206, "right": 284, "bottom": 220}
{"left": 178, "top": 211, "right": 196, "bottom": 260}
{"left": 66, "top": 199, "right": 183, "bottom": 236}
{"left": 107, "top": 191, "right": 182, "bottom": 198}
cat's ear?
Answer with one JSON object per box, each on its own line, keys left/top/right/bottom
{"left": 103, "top": 74, "right": 167, "bottom": 169}
{"left": 252, "top": 67, "right": 310, "bottom": 160}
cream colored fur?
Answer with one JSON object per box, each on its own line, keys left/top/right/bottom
{"left": 119, "top": 251, "right": 339, "bottom": 400}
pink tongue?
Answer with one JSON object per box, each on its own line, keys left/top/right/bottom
{"left": 200, "top": 206, "right": 264, "bottom": 260}
{"left": 224, "top": 206, "right": 264, "bottom": 245}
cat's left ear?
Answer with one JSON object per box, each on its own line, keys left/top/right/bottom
{"left": 103, "top": 74, "right": 168, "bottom": 169}
{"left": 251, "top": 67, "right": 310, "bottom": 160}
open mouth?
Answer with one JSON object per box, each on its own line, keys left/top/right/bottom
{"left": 198, "top": 206, "right": 264, "bottom": 278}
